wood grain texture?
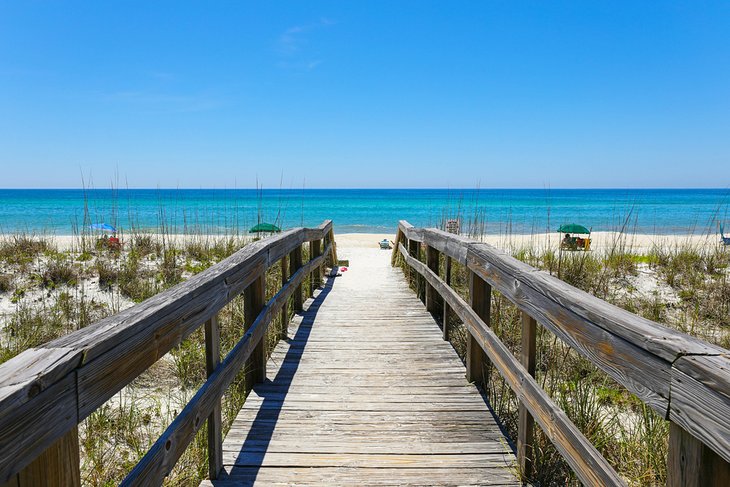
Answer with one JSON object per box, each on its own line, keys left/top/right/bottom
{"left": 289, "top": 245, "right": 303, "bottom": 312}
{"left": 0, "top": 222, "right": 332, "bottom": 483}
{"left": 425, "top": 245, "right": 441, "bottom": 315}
{"left": 205, "top": 316, "right": 223, "bottom": 480}
{"left": 17, "top": 426, "right": 80, "bottom": 487}
{"left": 668, "top": 422, "right": 730, "bottom": 487}
{"left": 518, "top": 312, "right": 537, "bottom": 481}
{"left": 398, "top": 222, "right": 728, "bottom": 430}
{"left": 467, "top": 270, "right": 490, "bottom": 385}
{"left": 244, "top": 274, "right": 267, "bottom": 387}
{"left": 398, "top": 243, "right": 625, "bottom": 486}
{"left": 122, "top": 248, "right": 330, "bottom": 486}
{"left": 205, "top": 246, "right": 519, "bottom": 486}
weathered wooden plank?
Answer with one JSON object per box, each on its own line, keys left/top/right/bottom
{"left": 425, "top": 245, "right": 441, "bottom": 315}
{"left": 398, "top": 243, "right": 624, "bottom": 486}
{"left": 223, "top": 451, "right": 514, "bottom": 469}
{"left": 467, "top": 269, "right": 490, "bottom": 384}
{"left": 0, "top": 369, "right": 78, "bottom": 483}
{"left": 244, "top": 273, "right": 267, "bottom": 387}
{"left": 670, "top": 362, "right": 730, "bottom": 465}
{"left": 467, "top": 244, "right": 671, "bottom": 415}
{"left": 16, "top": 426, "right": 80, "bottom": 487}
{"left": 518, "top": 312, "right": 537, "bottom": 481}
{"left": 205, "top": 316, "right": 223, "bottom": 480}
{"left": 309, "top": 239, "right": 322, "bottom": 296}
{"left": 668, "top": 422, "right": 730, "bottom": 487}
{"left": 443, "top": 254, "right": 452, "bottom": 341}
{"left": 220, "top": 466, "right": 520, "bottom": 485}
{"left": 207, "top": 244, "right": 518, "bottom": 486}
{"left": 119, "top": 245, "right": 330, "bottom": 485}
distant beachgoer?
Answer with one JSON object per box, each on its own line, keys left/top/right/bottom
{"left": 562, "top": 233, "right": 571, "bottom": 246}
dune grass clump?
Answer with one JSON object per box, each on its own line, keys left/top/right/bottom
{"left": 41, "top": 256, "right": 78, "bottom": 288}
{"left": 0, "top": 234, "right": 51, "bottom": 267}
{"left": 0, "top": 274, "right": 13, "bottom": 293}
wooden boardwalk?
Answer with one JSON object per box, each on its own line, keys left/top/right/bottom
{"left": 202, "top": 247, "right": 519, "bottom": 486}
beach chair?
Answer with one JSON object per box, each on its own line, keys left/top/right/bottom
{"left": 721, "top": 224, "right": 730, "bottom": 246}
{"left": 379, "top": 239, "right": 391, "bottom": 249}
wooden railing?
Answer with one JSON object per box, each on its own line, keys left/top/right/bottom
{"left": 0, "top": 221, "right": 337, "bottom": 486}
{"left": 393, "top": 220, "right": 730, "bottom": 486}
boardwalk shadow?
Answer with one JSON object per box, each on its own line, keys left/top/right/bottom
{"left": 224, "top": 276, "right": 336, "bottom": 485}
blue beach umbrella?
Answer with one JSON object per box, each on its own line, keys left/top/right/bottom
{"left": 90, "top": 223, "right": 117, "bottom": 233}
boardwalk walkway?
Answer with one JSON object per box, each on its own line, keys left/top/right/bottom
{"left": 202, "top": 245, "right": 519, "bottom": 486}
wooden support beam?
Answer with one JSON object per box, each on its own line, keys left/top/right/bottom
{"left": 290, "top": 245, "right": 303, "bottom": 312}
{"left": 204, "top": 315, "right": 222, "bottom": 480}
{"left": 668, "top": 422, "right": 730, "bottom": 487}
{"left": 407, "top": 239, "right": 422, "bottom": 300}
{"left": 466, "top": 270, "right": 490, "bottom": 384}
{"left": 280, "top": 255, "right": 289, "bottom": 339}
{"left": 244, "top": 273, "right": 267, "bottom": 387}
{"left": 518, "top": 311, "right": 537, "bottom": 482}
{"left": 309, "top": 239, "right": 321, "bottom": 296}
{"left": 425, "top": 245, "right": 440, "bottom": 315}
{"left": 442, "top": 255, "right": 452, "bottom": 341}
{"left": 16, "top": 426, "right": 80, "bottom": 487}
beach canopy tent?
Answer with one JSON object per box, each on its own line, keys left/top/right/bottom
{"left": 249, "top": 222, "right": 281, "bottom": 233}
{"left": 720, "top": 223, "right": 730, "bottom": 246}
{"left": 89, "top": 223, "right": 117, "bottom": 233}
{"left": 558, "top": 223, "right": 592, "bottom": 251}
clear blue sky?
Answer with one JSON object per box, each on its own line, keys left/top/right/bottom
{"left": 1, "top": 1, "right": 728, "bottom": 188}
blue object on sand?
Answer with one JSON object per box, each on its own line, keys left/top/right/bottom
{"left": 90, "top": 223, "right": 117, "bottom": 233}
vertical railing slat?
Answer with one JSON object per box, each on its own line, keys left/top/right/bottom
{"left": 15, "top": 426, "right": 81, "bottom": 487}
{"left": 425, "top": 245, "right": 440, "bottom": 315}
{"left": 518, "top": 311, "right": 537, "bottom": 481}
{"left": 280, "top": 255, "right": 289, "bottom": 340}
{"left": 309, "top": 239, "right": 322, "bottom": 296}
{"left": 668, "top": 422, "right": 730, "bottom": 486}
{"left": 467, "top": 270, "right": 490, "bottom": 384}
{"left": 442, "top": 255, "right": 452, "bottom": 341}
{"left": 290, "top": 245, "right": 303, "bottom": 312}
{"left": 204, "top": 315, "right": 223, "bottom": 480}
{"left": 244, "top": 273, "right": 267, "bottom": 387}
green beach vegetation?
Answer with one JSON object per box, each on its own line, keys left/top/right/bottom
{"left": 0, "top": 222, "right": 309, "bottom": 485}
{"left": 1, "top": 213, "right": 728, "bottom": 485}
{"left": 396, "top": 220, "right": 730, "bottom": 486}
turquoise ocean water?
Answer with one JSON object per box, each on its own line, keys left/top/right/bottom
{"left": 0, "top": 189, "right": 728, "bottom": 235}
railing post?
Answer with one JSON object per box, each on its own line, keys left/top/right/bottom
{"left": 280, "top": 255, "right": 289, "bottom": 339}
{"left": 244, "top": 273, "right": 266, "bottom": 388}
{"left": 425, "top": 245, "right": 441, "bottom": 315}
{"left": 204, "top": 315, "right": 222, "bottom": 480}
{"left": 290, "top": 245, "right": 303, "bottom": 312}
{"left": 12, "top": 427, "right": 81, "bottom": 486}
{"left": 442, "top": 255, "right": 452, "bottom": 341}
{"left": 466, "top": 270, "right": 490, "bottom": 384}
{"left": 309, "top": 239, "right": 321, "bottom": 296}
{"left": 668, "top": 422, "right": 730, "bottom": 486}
{"left": 407, "top": 239, "right": 422, "bottom": 300}
{"left": 518, "top": 311, "right": 537, "bottom": 481}
{"left": 328, "top": 227, "right": 338, "bottom": 268}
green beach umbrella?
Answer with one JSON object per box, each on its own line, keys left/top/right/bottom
{"left": 249, "top": 222, "right": 281, "bottom": 233}
{"left": 557, "top": 223, "right": 590, "bottom": 234}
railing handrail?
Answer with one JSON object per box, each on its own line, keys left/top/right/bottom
{"left": 0, "top": 220, "right": 336, "bottom": 484}
{"left": 393, "top": 220, "right": 730, "bottom": 485}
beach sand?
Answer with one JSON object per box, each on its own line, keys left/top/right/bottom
{"left": 5, "top": 230, "right": 723, "bottom": 255}
{"left": 334, "top": 231, "right": 721, "bottom": 254}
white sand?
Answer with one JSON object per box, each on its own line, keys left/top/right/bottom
{"left": 2, "top": 229, "right": 724, "bottom": 255}
{"left": 334, "top": 231, "right": 722, "bottom": 255}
